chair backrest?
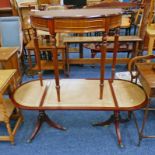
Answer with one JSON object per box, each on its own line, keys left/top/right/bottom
{"left": 135, "top": 0, "right": 155, "bottom": 27}
{"left": 86, "top": 0, "right": 138, "bottom": 8}
{"left": 0, "top": 16, "right": 23, "bottom": 57}
{"left": 148, "top": 0, "right": 155, "bottom": 24}
{"left": 10, "top": 0, "right": 33, "bottom": 20}
{"left": 10, "top": 0, "right": 20, "bottom": 16}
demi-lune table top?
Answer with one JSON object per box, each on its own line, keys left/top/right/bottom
{"left": 30, "top": 8, "right": 122, "bottom": 34}
{"left": 30, "top": 8, "right": 122, "bottom": 19}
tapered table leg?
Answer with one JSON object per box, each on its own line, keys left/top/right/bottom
{"left": 114, "top": 111, "right": 123, "bottom": 148}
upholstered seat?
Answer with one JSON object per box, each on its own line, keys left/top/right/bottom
{"left": 0, "top": 17, "right": 23, "bottom": 83}
{"left": 0, "top": 16, "right": 23, "bottom": 57}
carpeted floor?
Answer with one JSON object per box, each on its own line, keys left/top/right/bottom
{"left": 1, "top": 50, "right": 155, "bottom": 155}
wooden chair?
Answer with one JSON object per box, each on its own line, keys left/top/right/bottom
{"left": 10, "top": 0, "right": 33, "bottom": 44}
{"left": 85, "top": 0, "right": 138, "bottom": 35}
{"left": 66, "top": 2, "right": 136, "bottom": 68}
{"left": 132, "top": 8, "right": 143, "bottom": 35}
{"left": 126, "top": 2, "right": 155, "bottom": 145}
{"left": 124, "top": 54, "right": 155, "bottom": 145}
{"left": 80, "top": 1, "right": 140, "bottom": 61}
{"left": 144, "top": 0, "right": 155, "bottom": 54}
{"left": 114, "top": 0, "right": 155, "bottom": 145}
{"left": 0, "top": 69, "right": 23, "bottom": 144}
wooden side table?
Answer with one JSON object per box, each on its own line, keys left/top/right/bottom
{"left": 0, "top": 69, "right": 23, "bottom": 144}
{"left": 0, "top": 47, "right": 22, "bottom": 83}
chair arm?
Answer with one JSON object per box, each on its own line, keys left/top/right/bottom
{"left": 128, "top": 54, "right": 155, "bottom": 81}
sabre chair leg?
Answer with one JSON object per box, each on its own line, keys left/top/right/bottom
{"left": 138, "top": 104, "right": 150, "bottom": 146}
{"left": 132, "top": 111, "right": 141, "bottom": 146}
{"left": 114, "top": 111, "right": 124, "bottom": 148}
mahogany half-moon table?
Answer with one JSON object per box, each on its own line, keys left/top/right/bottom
{"left": 29, "top": 8, "right": 123, "bottom": 102}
